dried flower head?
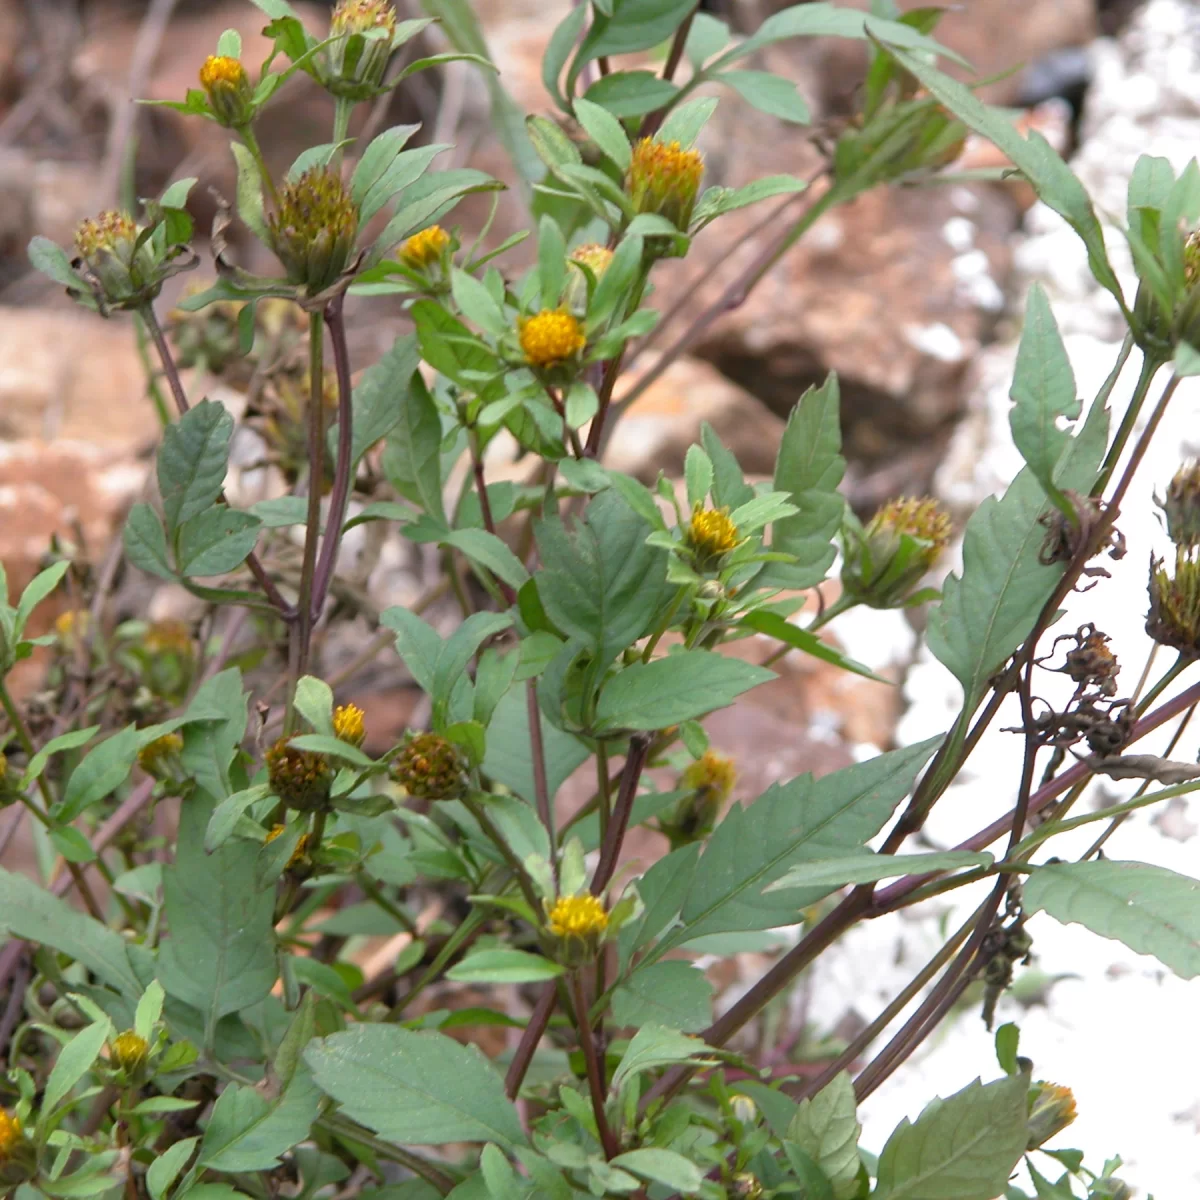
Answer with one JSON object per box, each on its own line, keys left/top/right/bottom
{"left": 267, "top": 168, "right": 360, "bottom": 295}
{"left": 547, "top": 893, "right": 608, "bottom": 939}
{"left": 323, "top": 0, "right": 398, "bottom": 97}
{"left": 1158, "top": 460, "right": 1200, "bottom": 548}
{"left": 138, "top": 732, "right": 184, "bottom": 775}
{"left": 392, "top": 732, "right": 465, "bottom": 800}
{"left": 266, "top": 736, "right": 333, "bottom": 812}
{"left": 1062, "top": 626, "right": 1119, "bottom": 696}
{"left": 686, "top": 503, "right": 741, "bottom": 568}
{"left": 110, "top": 1030, "right": 150, "bottom": 1074}
{"left": 333, "top": 703, "right": 366, "bottom": 747}
{"left": 627, "top": 138, "right": 704, "bottom": 231}
{"left": 1026, "top": 1080, "right": 1077, "bottom": 1149}
{"left": 1147, "top": 549, "right": 1200, "bottom": 656}
{"left": 399, "top": 225, "right": 450, "bottom": 270}
{"left": 198, "top": 55, "right": 253, "bottom": 127}
{"left": 842, "top": 495, "right": 951, "bottom": 609}
{"left": 73, "top": 210, "right": 160, "bottom": 307}
{"left": 518, "top": 308, "right": 586, "bottom": 368}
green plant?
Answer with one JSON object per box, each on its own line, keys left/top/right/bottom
{"left": 5, "top": 1, "right": 1198, "bottom": 1197}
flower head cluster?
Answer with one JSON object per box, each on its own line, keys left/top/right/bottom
{"left": 1147, "top": 549, "right": 1200, "bottom": 657}
{"left": 1158, "top": 460, "right": 1200, "bottom": 548}
{"left": 198, "top": 55, "right": 253, "bottom": 127}
{"left": 73, "top": 210, "right": 161, "bottom": 309}
{"left": 392, "top": 732, "right": 465, "bottom": 800}
{"left": 399, "top": 225, "right": 450, "bottom": 271}
{"left": 519, "top": 308, "right": 587, "bottom": 368}
{"left": 322, "top": 0, "right": 399, "bottom": 98}
{"left": 627, "top": 138, "right": 704, "bottom": 231}
{"left": 1026, "top": 1080, "right": 1077, "bottom": 1149}
{"left": 686, "top": 504, "right": 741, "bottom": 570}
{"left": 267, "top": 168, "right": 360, "bottom": 295}
{"left": 266, "top": 737, "right": 333, "bottom": 812}
{"left": 842, "top": 496, "right": 951, "bottom": 609}
{"left": 333, "top": 703, "right": 366, "bottom": 747}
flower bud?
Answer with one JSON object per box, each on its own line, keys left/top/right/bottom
{"left": 1157, "top": 460, "right": 1200, "bottom": 548}
{"left": 333, "top": 703, "right": 366, "bottom": 747}
{"left": 1147, "top": 549, "right": 1200, "bottom": 657}
{"left": 566, "top": 242, "right": 613, "bottom": 311}
{"left": 626, "top": 138, "right": 704, "bottom": 231}
{"left": 662, "top": 750, "right": 735, "bottom": 849}
{"left": 730, "top": 1173, "right": 763, "bottom": 1200}
{"left": 1026, "top": 1080, "right": 1077, "bottom": 1150}
{"left": 138, "top": 732, "right": 185, "bottom": 779}
{"left": 399, "top": 225, "right": 451, "bottom": 273}
{"left": 392, "top": 733, "right": 466, "bottom": 800}
{"left": 0, "top": 1108, "right": 34, "bottom": 1185}
{"left": 267, "top": 168, "right": 360, "bottom": 295}
{"left": 518, "top": 308, "right": 587, "bottom": 369}
{"left": 545, "top": 893, "right": 608, "bottom": 965}
{"left": 55, "top": 609, "right": 90, "bottom": 651}
{"left": 730, "top": 1094, "right": 758, "bottom": 1124}
{"left": 842, "top": 496, "right": 951, "bottom": 609}
{"left": 266, "top": 736, "right": 333, "bottom": 812}
{"left": 686, "top": 503, "right": 742, "bottom": 571}
{"left": 199, "top": 55, "right": 254, "bottom": 128}
{"left": 73, "top": 210, "right": 160, "bottom": 309}
{"left": 110, "top": 1030, "right": 150, "bottom": 1077}
{"left": 322, "top": 0, "right": 398, "bottom": 100}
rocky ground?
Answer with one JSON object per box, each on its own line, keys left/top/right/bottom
{"left": 1, "top": 0, "right": 1196, "bottom": 1193}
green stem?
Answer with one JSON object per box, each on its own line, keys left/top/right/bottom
{"left": 133, "top": 311, "right": 173, "bottom": 428}
{"left": 357, "top": 873, "right": 418, "bottom": 935}
{"left": 319, "top": 1114, "right": 458, "bottom": 1193}
{"left": 387, "top": 906, "right": 490, "bottom": 1020}
{"left": 641, "top": 586, "right": 688, "bottom": 663}
{"left": 332, "top": 98, "right": 355, "bottom": 164}
{"left": 1092, "top": 339, "right": 1158, "bottom": 496}
{"left": 462, "top": 793, "right": 541, "bottom": 913}
{"left": 1134, "top": 654, "right": 1189, "bottom": 717}
{"left": 239, "top": 124, "right": 279, "bottom": 208}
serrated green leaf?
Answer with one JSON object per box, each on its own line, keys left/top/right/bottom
{"left": 147, "top": 1137, "right": 198, "bottom": 1200}
{"left": 786, "top": 1072, "right": 861, "bottom": 1200}
{"left": 382, "top": 605, "right": 443, "bottom": 694}
{"left": 612, "top": 1148, "right": 703, "bottom": 1193}
{"left": 721, "top": 69, "right": 810, "bottom": 122}
{"left": 1024, "top": 859, "right": 1200, "bottom": 978}
{"left": 294, "top": 676, "right": 335, "bottom": 736}
{"left": 583, "top": 71, "right": 679, "bottom": 118}
{"left": 611, "top": 1025, "right": 715, "bottom": 1091}
{"left": 575, "top": 0, "right": 697, "bottom": 74}
{"left": 229, "top": 142, "right": 270, "bottom": 244}
{"left": 305, "top": 1024, "right": 527, "bottom": 1147}
{"left": 765, "top": 850, "right": 992, "bottom": 894}
{"left": 482, "top": 684, "right": 589, "bottom": 804}
{"left": 740, "top": 610, "right": 886, "bottom": 682}
{"left": 199, "top": 1067, "right": 322, "bottom": 1172}
{"left": 443, "top": 528, "right": 530, "bottom": 590}
{"left": 872, "top": 1075, "right": 1029, "bottom": 1200}
{"left": 158, "top": 399, "right": 234, "bottom": 536}
{"left": 28, "top": 235, "right": 83, "bottom": 291}
{"left": 176, "top": 508, "right": 262, "bottom": 577}
{"left": 573, "top": 97, "right": 632, "bottom": 170}
{"left": 612, "top": 960, "right": 713, "bottom": 1032}
{"left": 330, "top": 332, "right": 421, "bottom": 469}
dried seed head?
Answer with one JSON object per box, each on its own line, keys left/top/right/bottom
{"left": 266, "top": 736, "right": 333, "bottom": 812}
{"left": 1158, "top": 460, "right": 1200, "bottom": 548}
{"left": 267, "top": 168, "right": 360, "bottom": 295}
{"left": 664, "top": 750, "right": 736, "bottom": 849}
{"left": 546, "top": 893, "right": 608, "bottom": 939}
{"left": 392, "top": 732, "right": 465, "bottom": 800}
{"left": 398, "top": 225, "right": 450, "bottom": 270}
{"left": 198, "top": 55, "right": 253, "bottom": 127}
{"left": 333, "top": 703, "right": 366, "bottom": 747}
{"left": 626, "top": 138, "right": 704, "bottom": 231}
{"left": 686, "top": 503, "right": 741, "bottom": 568}
{"left": 518, "top": 308, "right": 587, "bottom": 367}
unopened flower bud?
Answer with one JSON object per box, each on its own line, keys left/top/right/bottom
{"left": 322, "top": 0, "right": 398, "bottom": 99}
{"left": 626, "top": 138, "right": 704, "bottom": 231}
{"left": 686, "top": 504, "right": 741, "bottom": 571}
{"left": 1147, "top": 549, "right": 1200, "bottom": 657}
{"left": 199, "top": 55, "right": 254, "bottom": 128}
{"left": 399, "top": 225, "right": 451, "bottom": 273}
{"left": 0, "top": 1108, "right": 33, "bottom": 1185}
{"left": 138, "top": 732, "right": 184, "bottom": 778}
{"left": 392, "top": 732, "right": 465, "bottom": 800}
{"left": 266, "top": 737, "right": 333, "bottom": 812}
{"left": 110, "top": 1030, "right": 150, "bottom": 1077}
{"left": 1158, "top": 460, "right": 1200, "bottom": 548}
{"left": 566, "top": 242, "right": 613, "bottom": 310}
{"left": 333, "top": 703, "right": 366, "bottom": 747}
{"left": 663, "top": 750, "right": 735, "bottom": 849}
{"left": 1026, "top": 1080, "right": 1077, "bottom": 1150}
{"left": 267, "top": 168, "right": 360, "bottom": 295}
{"left": 518, "top": 308, "right": 587, "bottom": 369}
{"left": 842, "top": 496, "right": 951, "bottom": 609}
{"left": 73, "top": 210, "right": 160, "bottom": 309}
{"left": 730, "top": 1094, "right": 758, "bottom": 1124}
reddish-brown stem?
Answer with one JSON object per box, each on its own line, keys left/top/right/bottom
{"left": 505, "top": 982, "right": 558, "bottom": 1099}
{"left": 571, "top": 970, "right": 619, "bottom": 1158}
{"left": 526, "top": 681, "right": 556, "bottom": 869}
{"left": 639, "top": 6, "right": 698, "bottom": 140}
{"left": 592, "top": 734, "right": 652, "bottom": 893}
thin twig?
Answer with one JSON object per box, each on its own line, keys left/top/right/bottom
{"left": 505, "top": 981, "right": 558, "bottom": 1099}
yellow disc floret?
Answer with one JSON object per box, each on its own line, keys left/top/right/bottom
{"left": 333, "top": 703, "right": 366, "bottom": 747}
{"left": 198, "top": 56, "right": 253, "bottom": 127}
{"left": 199, "top": 55, "right": 246, "bottom": 91}
{"left": 1026, "top": 1081, "right": 1077, "bottom": 1149}
{"left": 110, "top": 1030, "right": 150, "bottom": 1074}
{"left": 868, "top": 496, "right": 952, "bottom": 556}
{"left": 519, "top": 309, "right": 587, "bottom": 367}
{"left": 0, "top": 1108, "right": 21, "bottom": 1156}
{"left": 687, "top": 503, "right": 741, "bottom": 563}
{"left": 399, "top": 225, "right": 450, "bottom": 269}
{"left": 547, "top": 893, "right": 608, "bottom": 939}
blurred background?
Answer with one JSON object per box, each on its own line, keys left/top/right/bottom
{"left": 2, "top": 0, "right": 1200, "bottom": 1193}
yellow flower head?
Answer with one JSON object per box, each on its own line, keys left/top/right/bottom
{"left": 681, "top": 750, "right": 736, "bottom": 802}
{"left": 198, "top": 55, "right": 253, "bottom": 127}
{"left": 333, "top": 703, "right": 366, "bottom": 747}
{"left": 1026, "top": 1081, "right": 1077, "bottom": 1149}
{"left": 399, "top": 225, "right": 450, "bottom": 269}
{"left": 74, "top": 210, "right": 138, "bottom": 262}
{"left": 267, "top": 168, "right": 360, "bottom": 294}
{"left": 392, "top": 732, "right": 465, "bottom": 800}
{"left": 519, "top": 308, "right": 587, "bottom": 368}
{"left": 266, "top": 736, "right": 333, "bottom": 812}
{"left": 331, "top": 0, "right": 397, "bottom": 35}
{"left": 137, "top": 732, "right": 184, "bottom": 774}
{"left": 110, "top": 1030, "right": 150, "bottom": 1074}
{"left": 0, "top": 1108, "right": 23, "bottom": 1159}
{"left": 627, "top": 138, "right": 704, "bottom": 230}
{"left": 843, "top": 495, "right": 951, "bottom": 608}
{"left": 547, "top": 893, "right": 608, "bottom": 939}
{"left": 199, "top": 55, "right": 246, "bottom": 91}
{"left": 55, "top": 609, "right": 90, "bottom": 645}
{"left": 144, "top": 619, "right": 194, "bottom": 657}
{"left": 687, "top": 503, "right": 741, "bottom": 565}
{"left": 868, "top": 496, "right": 952, "bottom": 554}
{"left": 569, "top": 242, "right": 613, "bottom": 282}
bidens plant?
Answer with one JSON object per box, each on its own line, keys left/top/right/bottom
{"left": 8, "top": 1, "right": 1197, "bottom": 1198}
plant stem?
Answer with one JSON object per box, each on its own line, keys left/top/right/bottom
{"left": 1091, "top": 338, "right": 1156, "bottom": 496}
{"left": 310, "top": 296, "right": 355, "bottom": 621}
{"left": 288, "top": 310, "right": 327, "bottom": 729}
{"left": 593, "top": 734, "right": 652, "bottom": 892}
{"left": 1134, "top": 652, "right": 1188, "bottom": 717}
{"left": 239, "top": 124, "right": 279, "bottom": 208}
{"left": 462, "top": 793, "right": 541, "bottom": 913}
{"left": 320, "top": 1114, "right": 458, "bottom": 1193}
{"left": 571, "top": 970, "right": 619, "bottom": 1158}
{"left": 638, "top": 5, "right": 698, "bottom": 140}
{"left": 595, "top": 740, "right": 611, "bottom": 847}
{"left": 133, "top": 311, "right": 173, "bottom": 428}
{"left": 526, "top": 680, "right": 556, "bottom": 873}
{"left": 140, "top": 303, "right": 190, "bottom": 415}
{"left": 506, "top": 981, "right": 558, "bottom": 1099}
{"left": 356, "top": 873, "right": 419, "bottom": 935}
